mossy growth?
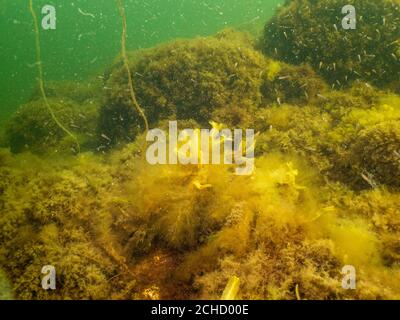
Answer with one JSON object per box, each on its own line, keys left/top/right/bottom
{"left": 0, "top": 151, "right": 138, "bottom": 299}
{"left": 1, "top": 137, "right": 400, "bottom": 299}
{"left": 261, "top": 0, "right": 400, "bottom": 90}
{"left": 253, "top": 82, "right": 400, "bottom": 191}
{"left": 99, "top": 28, "right": 334, "bottom": 145}
{"left": 98, "top": 30, "right": 268, "bottom": 145}
{"left": 1, "top": 13, "right": 400, "bottom": 301}
{"left": 324, "top": 92, "right": 400, "bottom": 189}
{"left": 348, "top": 121, "right": 400, "bottom": 189}
{"left": 4, "top": 97, "right": 100, "bottom": 154}
{"left": 261, "top": 62, "right": 328, "bottom": 105}
{"left": 0, "top": 269, "right": 13, "bottom": 300}
{"left": 254, "top": 104, "right": 333, "bottom": 174}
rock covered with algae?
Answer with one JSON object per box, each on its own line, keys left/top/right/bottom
{"left": 349, "top": 121, "right": 400, "bottom": 189}
{"left": 4, "top": 96, "right": 100, "bottom": 155}
{"left": 261, "top": 0, "right": 400, "bottom": 90}
{"left": 1, "top": 21, "right": 400, "bottom": 300}
{"left": 98, "top": 29, "right": 329, "bottom": 145}
{"left": 1, "top": 143, "right": 400, "bottom": 299}
{"left": 98, "top": 31, "right": 266, "bottom": 145}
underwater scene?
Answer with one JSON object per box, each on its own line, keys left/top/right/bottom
{"left": 0, "top": 0, "right": 400, "bottom": 300}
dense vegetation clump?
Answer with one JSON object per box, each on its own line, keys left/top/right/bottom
{"left": 98, "top": 32, "right": 267, "bottom": 145}
{"left": 349, "top": 121, "right": 400, "bottom": 189}
{"left": 4, "top": 96, "right": 100, "bottom": 155}
{"left": 99, "top": 30, "right": 334, "bottom": 144}
{"left": 261, "top": 0, "right": 400, "bottom": 90}
{"left": 1, "top": 17, "right": 400, "bottom": 300}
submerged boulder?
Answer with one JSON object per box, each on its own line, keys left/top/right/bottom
{"left": 5, "top": 98, "right": 99, "bottom": 154}
{"left": 349, "top": 121, "right": 400, "bottom": 189}
{"left": 98, "top": 32, "right": 268, "bottom": 145}
{"left": 261, "top": 0, "right": 400, "bottom": 90}
{"left": 99, "top": 30, "right": 333, "bottom": 145}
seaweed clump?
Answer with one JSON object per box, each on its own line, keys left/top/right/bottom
{"left": 0, "top": 269, "right": 13, "bottom": 300}
{"left": 254, "top": 83, "right": 400, "bottom": 191}
{"left": 261, "top": 0, "right": 400, "bottom": 90}
{"left": 98, "top": 32, "right": 267, "bottom": 145}
{"left": 0, "top": 151, "right": 137, "bottom": 299}
{"left": 261, "top": 62, "right": 328, "bottom": 105}
{"left": 4, "top": 97, "right": 99, "bottom": 154}
{"left": 348, "top": 121, "right": 400, "bottom": 189}
{"left": 2, "top": 126, "right": 400, "bottom": 299}
{"left": 99, "top": 29, "right": 332, "bottom": 145}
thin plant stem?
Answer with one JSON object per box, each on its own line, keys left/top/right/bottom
{"left": 28, "top": 0, "right": 80, "bottom": 153}
{"left": 116, "top": 0, "right": 149, "bottom": 135}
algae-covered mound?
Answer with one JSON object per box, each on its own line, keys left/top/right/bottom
{"left": 2, "top": 8, "right": 400, "bottom": 300}
{"left": 261, "top": 0, "right": 400, "bottom": 90}
{"left": 325, "top": 92, "right": 400, "bottom": 189}
{"left": 343, "top": 188, "right": 400, "bottom": 266}
{"left": 261, "top": 62, "right": 328, "bottom": 105}
{"left": 2, "top": 147, "right": 400, "bottom": 300}
{"left": 349, "top": 121, "right": 400, "bottom": 189}
{"left": 254, "top": 83, "right": 400, "bottom": 191}
{"left": 0, "top": 151, "right": 137, "bottom": 299}
{"left": 99, "top": 31, "right": 267, "bottom": 144}
{"left": 4, "top": 97, "right": 99, "bottom": 154}
{"left": 99, "top": 29, "right": 333, "bottom": 144}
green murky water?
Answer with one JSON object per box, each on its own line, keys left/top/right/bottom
{"left": 0, "top": 0, "right": 283, "bottom": 124}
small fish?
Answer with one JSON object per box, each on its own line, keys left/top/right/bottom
{"left": 101, "top": 133, "right": 112, "bottom": 142}
{"left": 78, "top": 8, "right": 95, "bottom": 19}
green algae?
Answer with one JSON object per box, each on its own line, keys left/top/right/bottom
{"left": 98, "top": 31, "right": 268, "bottom": 145}
{"left": 0, "top": 9, "right": 400, "bottom": 301}
{"left": 0, "top": 269, "right": 13, "bottom": 300}
{"left": 261, "top": 0, "right": 400, "bottom": 91}
{"left": 4, "top": 97, "right": 100, "bottom": 155}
